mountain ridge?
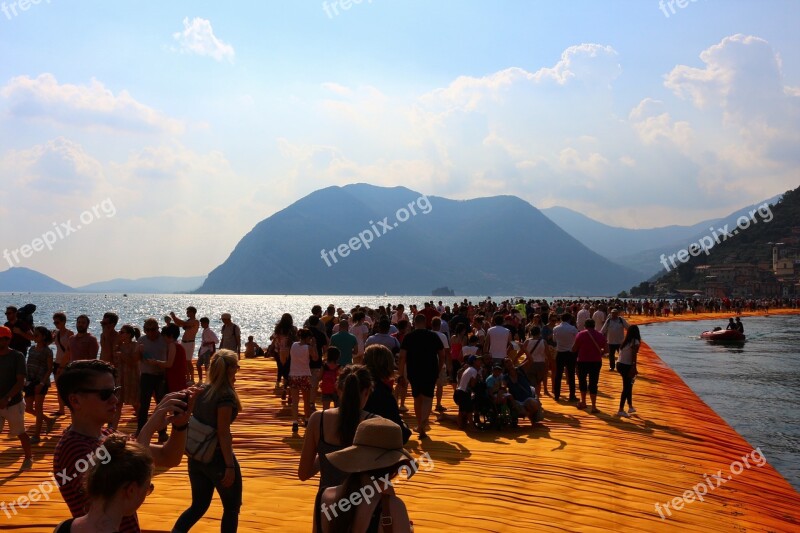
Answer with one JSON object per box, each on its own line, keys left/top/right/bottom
{"left": 198, "top": 184, "right": 642, "bottom": 295}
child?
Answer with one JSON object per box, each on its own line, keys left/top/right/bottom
{"left": 24, "top": 326, "right": 56, "bottom": 443}
{"left": 485, "top": 364, "right": 513, "bottom": 410}
{"left": 319, "top": 347, "right": 341, "bottom": 411}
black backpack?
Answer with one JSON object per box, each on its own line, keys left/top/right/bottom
{"left": 16, "top": 303, "right": 36, "bottom": 341}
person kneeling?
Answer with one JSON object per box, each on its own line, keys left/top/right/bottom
{"left": 454, "top": 355, "right": 481, "bottom": 430}
{"left": 503, "top": 358, "right": 544, "bottom": 426}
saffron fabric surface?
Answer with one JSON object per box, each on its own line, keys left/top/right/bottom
{"left": 1, "top": 310, "right": 799, "bottom": 532}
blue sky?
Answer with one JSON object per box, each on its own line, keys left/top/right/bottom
{"left": 1, "top": 0, "right": 799, "bottom": 285}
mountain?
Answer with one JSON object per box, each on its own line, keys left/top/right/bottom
{"left": 541, "top": 206, "right": 716, "bottom": 258}
{"left": 0, "top": 267, "right": 75, "bottom": 293}
{"left": 543, "top": 194, "right": 783, "bottom": 278}
{"left": 198, "top": 184, "right": 642, "bottom": 295}
{"left": 76, "top": 276, "right": 207, "bottom": 294}
{"left": 641, "top": 185, "right": 799, "bottom": 293}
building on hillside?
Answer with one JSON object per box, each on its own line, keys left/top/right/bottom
{"left": 702, "top": 263, "right": 782, "bottom": 298}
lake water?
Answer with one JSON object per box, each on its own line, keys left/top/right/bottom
{"left": 641, "top": 315, "right": 800, "bottom": 492}
{"left": 2, "top": 293, "right": 533, "bottom": 343}
{"left": 4, "top": 293, "right": 798, "bottom": 491}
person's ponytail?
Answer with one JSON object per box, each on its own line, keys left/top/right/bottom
{"left": 336, "top": 365, "right": 372, "bottom": 445}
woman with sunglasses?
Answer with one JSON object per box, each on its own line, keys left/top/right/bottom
{"left": 174, "top": 349, "right": 243, "bottom": 533}
{"left": 54, "top": 435, "right": 154, "bottom": 532}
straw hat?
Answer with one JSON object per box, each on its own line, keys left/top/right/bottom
{"left": 326, "top": 418, "right": 416, "bottom": 475}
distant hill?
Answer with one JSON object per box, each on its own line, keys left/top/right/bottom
{"left": 541, "top": 206, "right": 716, "bottom": 258}
{"left": 636, "top": 185, "right": 799, "bottom": 293}
{"left": 198, "top": 184, "right": 642, "bottom": 295}
{"left": 76, "top": 276, "right": 207, "bottom": 294}
{"left": 0, "top": 267, "right": 75, "bottom": 293}
{"left": 543, "top": 195, "right": 782, "bottom": 277}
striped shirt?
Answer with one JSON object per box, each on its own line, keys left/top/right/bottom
{"left": 53, "top": 427, "right": 140, "bottom": 533}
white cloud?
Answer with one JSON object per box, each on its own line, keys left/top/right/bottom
{"left": 419, "top": 44, "right": 620, "bottom": 113}
{"left": 278, "top": 37, "right": 799, "bottom": 226}
{"left": 1, "top": 137, "right": 104, "bottom": 196}
{"left": 173, "top": 17, "right": 235, "bottom": 62}
{"left": 1, "top": 74, "right": 184, "bottom": 134}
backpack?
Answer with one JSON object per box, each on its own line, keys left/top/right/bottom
{"left": 14, "top": 303, "right": 36, "bottom": 348}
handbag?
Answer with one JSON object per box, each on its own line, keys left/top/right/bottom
{"left": 185, "top": 415, "right": 218, "bottom": 463}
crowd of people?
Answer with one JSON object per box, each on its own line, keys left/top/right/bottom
{"left": 0, "top": 296, "right": 777, "bottom": 532}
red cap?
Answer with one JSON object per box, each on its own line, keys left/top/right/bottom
{"left": 0, "top": 326, "right": 11, "bottom": 339}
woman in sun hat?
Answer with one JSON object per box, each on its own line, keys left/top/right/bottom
{"left": 319, "top": 417, "right": 416, "bottom": 533}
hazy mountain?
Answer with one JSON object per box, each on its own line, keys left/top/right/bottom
{"left": 641, "top": 185, "right": 800, "bottom": 293}
{"left": 77, "top": 276, "right": 207, "bottom": 294}
{"left": 198, "top": 184, "right": 642, "bottom": 295}
{"left": 541, "top": 206, "right": 716, "bottom": 257}
{"left": 0, "top": 267, "right": 75, "bottom": 293}
{"left": 543, "top": 194, "right": 782, "bottom": 277}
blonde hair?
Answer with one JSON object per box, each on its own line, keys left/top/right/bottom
{"left": 206, "top": 349, "right": 242, "bottom": 411}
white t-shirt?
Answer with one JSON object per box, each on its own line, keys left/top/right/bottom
{"left": 435, "top": 331, "right": 450, "bottom": 350}
{"left": 553, "top": 322, "right": 578, "bottom": 352}
{"left": 352, "top": 323, "right": 369, "bottom": 355}
{"left": 592, "top": 310, "right": 606, "bottom": 327}
{"left": 461, "top": 345, "right": 479, "bottom": 357}
{"left": 458, "top": 366, "right": 478, "bottom": 392}
{"left": 391, "top": 312, "right": 409, "bottom": 325}
{"left": 486, "top": 326, "right": 511, "bottom": 359}
{"left": 618, "top": 340, "right": 640, "bottom": 365}
{"left": 289, "top": 342, "right": 311, "bottom": 376}
{"left": 525, "top": 338, "right": 547, "bottom": 363}
{"left": 576, "top": 309, "right": 590, "bottom": 331}
{"left": 601, "top": 316, "right": 629, "bottom": 345}
{"left": 200, "top": 328, "right": 219, "bottom": 355}
{"left": 53, "top": 329, "right": 72, "bottom": 365}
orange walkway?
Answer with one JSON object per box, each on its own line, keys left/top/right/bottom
{"left": 1, "top": 310, "right": 799, "bottom": 532}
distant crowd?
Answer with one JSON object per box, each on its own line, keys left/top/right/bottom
{"left": 0, "top": 296, "right": 791, "bottom": 532}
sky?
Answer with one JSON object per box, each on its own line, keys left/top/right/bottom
{"left": 1, "top": 0, "right": 799, "bottom": 286}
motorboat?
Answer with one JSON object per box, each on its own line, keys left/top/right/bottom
{"left": 701, "top": 328, "right": 745, "bottom": 342}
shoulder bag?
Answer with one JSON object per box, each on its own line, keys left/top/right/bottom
{"left": 185, "top": 415, "right": 218, "bottom": 463}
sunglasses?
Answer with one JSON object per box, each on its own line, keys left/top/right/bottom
{"left": 78, "top": 386, "right": 122, "bottom": 401}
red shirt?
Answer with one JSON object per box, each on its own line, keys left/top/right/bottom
{"left": 573, "top": 329, "right": 607, "bottom": 363}
{"left": 53, "top": 428, "right": 140, "bottom": 533}
{"left": 166, "top": 343, "right": 187, "bottom": 393}
{"left": 419, "top": 307, "right": 440, "bottom": 329}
